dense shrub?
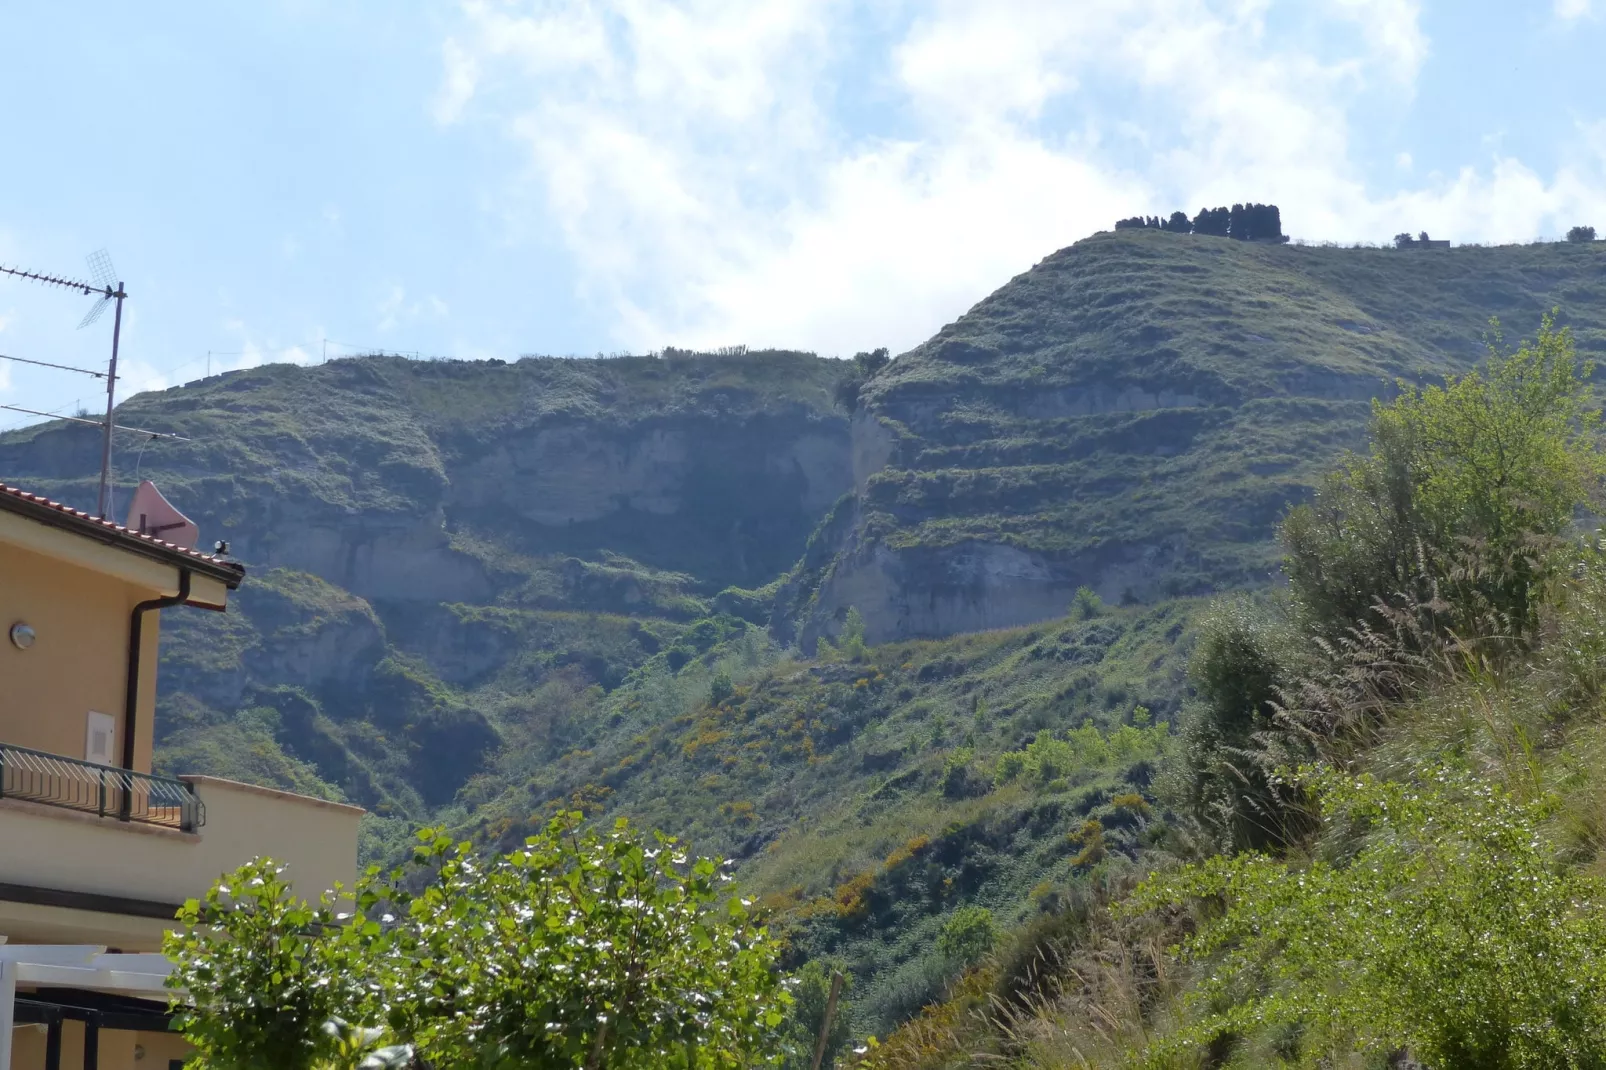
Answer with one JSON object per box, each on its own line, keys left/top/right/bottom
{"left": 166, "top": 861, "right": 366, "bottom": 1070}
{"left": 1071, "top": 585, "right": 1103, "bottom": 620}
{"left": 937, "top": 906, "right": 999, "bottom": 967}
{"left": 168, "top": 817, "right": 792, "bottom": 1069}
{"left": 1284, "top": 312, "right": 1599, "bottom": 644}
{"left": 1131, "top": 767, "right": 1606, "bottom": 1068}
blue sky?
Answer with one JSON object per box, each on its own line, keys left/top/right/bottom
{"left": 1, "top": 0, "right": 1603, "bottom": 431}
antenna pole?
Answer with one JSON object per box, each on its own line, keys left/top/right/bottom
{"left": 96, "top": 284, "right": 125, "bottom": 519}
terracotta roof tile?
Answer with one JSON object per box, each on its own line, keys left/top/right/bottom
{"left": 0, "top": 481, "right": 245, "bottom": 586}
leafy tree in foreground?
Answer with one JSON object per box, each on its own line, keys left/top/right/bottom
{"left": 1283, "top": 311, "right": 1600, "bottom": 644}
{"left": 382, "top": 818, "right": 791, "bottom": 1068}
{"left": 1175, "top": 313, "right": 1601, "bottom": 850}
{"left": 168, "top": 816, "right": 792, "bottom": 1070}
{"left": 1128, "top": 767, "right": 1606, "bottom": 1069}
{"left": 166, "top": 860, "right": 367, "bottom": 1070}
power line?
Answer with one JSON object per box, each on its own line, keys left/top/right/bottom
{"left": 0, "top": 403, "right": 191, "bottom": 441}
{"left": 0, "top": 352, "right": 112, "bottom": 378}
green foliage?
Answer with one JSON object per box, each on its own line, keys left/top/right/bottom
{"left": 781, "top": 961, "right": 854, "bottom": 1070}
{"left": 1129, "top": 767, "right": 1606, "bottom": 1069}
{"left": 993, "top": 749, "right": 1027, "bottom": 783}
{"left": 166, "top": 860, "right": 364, "bottom": 1070}
{"left": 1072, "top": 586, "right": 1104, "bottom": 620}
{"left": 835, "top": 304, "right": 1606, "bottom": 1063}
{"left": 1284, "top": 312, "right": 1601, "bottom": 641}
{"left": 941, "top": 747, "right": 976, "bottom": 799}
{"left": 840, "top": 607, "right": 868, "bottom": 661}
{"left": 169, "top": 817, "right": 792, "bottom": 1069}
{"left": 313, "top": 1020, "right": 413, "bottom": 1070}
{"left": 1568, "top": 225, "right": 1597, "bottom": 243}
{"left": 1173, "top": 314, "right": 1605, "bottom": 854}
{"left": 74, "top": 238, "right": 1606, "bottom": 1059}
{"left": 1168, "top": 597, "right": 1304, "bottom": 851}
{"left": 834, "top": 348, "right": 892, "bottom": 410}
{"left": 995, "top": 719, "right": 1170, "bottom": 785}
{"left": 936, "top": 906, "right": 998, "bottom": 967}
{"left": 710, "top": 669, "right": 735, "bottom": 707}
{"left": 380, "top": 817, "right": 791, "bottom": 1068}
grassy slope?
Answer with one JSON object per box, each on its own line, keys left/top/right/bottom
{"left": 0, "top": 348, "right": 845, "bottom": 520}
{"left": 8, "top": 234, "right": 1606, "bottom": 1040}
{"left": 789, "top": 234, "right": 1606, "bottom": 621}
{"left": 457, "top": 599, "right": 1198, "bottom": 1033}
{"left": 0, "top": 349, "right": 853, "bottom": 857}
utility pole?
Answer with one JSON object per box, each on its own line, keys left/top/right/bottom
{"left": 809, "top": 971, "right": 845, "bottom": 1070}
{"left": 95, "top": 280, "right": 126, "bottom": 520}
{"left": 1, "top": 251, "right": 130, "bottom": 519}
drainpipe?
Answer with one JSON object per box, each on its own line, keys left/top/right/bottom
{"left": 121, "top": 569, "right": 190, "bottom": 806}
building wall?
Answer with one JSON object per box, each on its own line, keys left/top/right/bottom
{"left": 0, "top": 779, "right": 363, "bottom": 951}
{"left": 0, "top": 538, "right": 163, "bottom": 773}
{"left": 7, "top": 1021, "right": 172, "bottom": 1070}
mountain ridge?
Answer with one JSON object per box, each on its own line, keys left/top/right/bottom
{"left": 5, "top": 229, "right": 1606, "bottom": 1033}
{"left": 785, "top": 230, "right": 1606, "bottom": 646}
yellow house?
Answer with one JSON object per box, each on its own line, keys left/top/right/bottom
{"left": 0, "top": 481, "right": 363, "bottom": 1070}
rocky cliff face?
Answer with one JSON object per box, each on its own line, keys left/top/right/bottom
{"left": 0, "top": 350, "right": 857, "bottom": 816}
{"left": 5, "top": 232, "right": 1605, "bottom": 827}
{"left": 792, "top": 230, "right": 1606, "bottom": 645}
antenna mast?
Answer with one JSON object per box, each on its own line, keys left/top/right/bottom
{"left": 0, "top": 250, "right": 128, "bottom": 518}
{"left": 84, "top": 250, "right": 126, "bottom": 520}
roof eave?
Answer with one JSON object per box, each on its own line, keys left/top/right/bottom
{"left": 0, "top": 490, "right": 245, "bottom": 588}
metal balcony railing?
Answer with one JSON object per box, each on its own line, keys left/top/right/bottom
{"left": 0, "top": 743, "right": 204, "bottom": 832}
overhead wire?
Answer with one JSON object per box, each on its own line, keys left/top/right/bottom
{"left": 1, "top": 327, "right": 443, "bottom": 438}
{"left": 0, "top": 352, "right": 111, "bottom": 378}
{"left": 0, "top": 403, "right": 189, "bottom": 441}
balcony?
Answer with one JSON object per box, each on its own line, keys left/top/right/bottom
{"left": 0, "top": 762, "right": 362, "bottom": 951}
{"left": 0, "top": 744, "right": 204, "bottom": 833}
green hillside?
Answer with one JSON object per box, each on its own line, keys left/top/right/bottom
{"left": 5, "top": 231, "right": 1606, "bottom": 1047}
{"left": 784, "top": 231, "right": 1606, "bottom": 646}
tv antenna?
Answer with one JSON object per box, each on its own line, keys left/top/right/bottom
{"left": 0, "top": 250, "right": 128, "bottom": 518}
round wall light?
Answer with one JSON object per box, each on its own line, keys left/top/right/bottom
{"left": 10, "top": 622, "right": 36, "bottom": 650}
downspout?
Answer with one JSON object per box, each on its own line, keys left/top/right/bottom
{"left": 122, "top": 569, "right": 190, "bottom": 786}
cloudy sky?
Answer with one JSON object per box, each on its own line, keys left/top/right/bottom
{"left": 0, "top": 1, "right": 1603, "bottom": 429}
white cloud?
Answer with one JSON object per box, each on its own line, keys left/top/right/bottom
{"left": 1557, "top": 0, "right": 1593, "bottom": 20}
{"left": 1325, "top": 0, "right": 1429, "bottom": 81}
{"left": 113, "top": 320, "right": 319, "bottom": 403}
{"left": 440, "top": 0, "right": 1605, "bottom": 355}
{"left": 434, "top": 37, "right": 479, "bottom": 124}
{"left": 377, "top": 287, "right": 449, "bottom": 333}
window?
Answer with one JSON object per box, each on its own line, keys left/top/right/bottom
{"left": 86, "top": 710, "right": 116, "bottom": 765}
